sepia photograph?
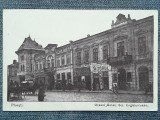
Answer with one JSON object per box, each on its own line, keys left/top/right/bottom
{"left": 3, "top": 10, "right": 158, "bottom": 111}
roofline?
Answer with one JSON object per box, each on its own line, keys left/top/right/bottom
{"left": 15, "top": 48, "right": 45, "bottom": 54}
{"left": 73, "top": 15, "right": 153, "bottom": 45}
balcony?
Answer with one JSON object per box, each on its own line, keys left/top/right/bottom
{"left": 44, "top": 67, "right": 56, "bottom": 73}
{"left": 108, "top": 55, "right": 132, "bottom": 65}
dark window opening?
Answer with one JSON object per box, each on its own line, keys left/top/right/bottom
{"left": 117, "top": 41, "right": 125, "bottom": 57}
{"left": 93, "top": 48, "right": 98, "bottom": 62}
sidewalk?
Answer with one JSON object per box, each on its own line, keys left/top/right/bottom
{"left": 47, "top": 89, "right": 153, "bottom": 95}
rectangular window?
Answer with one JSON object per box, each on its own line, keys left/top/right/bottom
{"left": 117, "top": 41, "right": 125, "bottom": 57}
{"left": 103, "top": 45, "right": 108, "bottom": 60}
{"left": 77, "top": 52, "right": 81, "bottom": 65}
{"left": 21, "top": 55, "right": 24, "bottom": 61}
{"left": 31, "top": 64, "right": 32, "bottom": 71}
{"left": 67, "top": 72, "right": 71, "bottom": 81}
{"left": 57, "top": 59, "right": 60, "bottom": 67}
{"left": 127, "top": 72, "right": 132, "bottom": 82}
{"left": 57, "top": 73, "right": 60, "bottom": 80}
{"left": 93, "top": 48, "right": 98, "bottom": 62}
{"left": 66, "top": 54, "right": 71, "bottom": 65}
{"left": 112, "top": 73, "right": 117, "bottom": 83}
{"left": 36, "top": 63, "right": 38, "bottom": 70}
{"left": 138, "top": 37, "right": 146, "bottom": 56}
{"left": 51, "top": 59, "right": 54, "bottom": 67}
{"left": 84, "top": 50, "right": 89, "bottom": 63}
{"left": 61, "top": 55, "right": 65, "bottom": 66}
{"left": 62, "top": 73, "right": 65, "bottom": 80}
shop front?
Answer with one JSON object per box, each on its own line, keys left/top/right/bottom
{"left": 90, "top": 63, "right": 111, "bottom": 91}
{"left": 74, "top": 67, "right": 91, "bottom": 90}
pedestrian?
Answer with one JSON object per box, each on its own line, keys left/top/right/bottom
{"left": 78, "top": 79, "right": 82, "bottom": 92}
{"left": 113, "top": 83, "right": 118, "bottom": 94}
{"left": 38, "top": 86, "right": 46, "bottom": 102}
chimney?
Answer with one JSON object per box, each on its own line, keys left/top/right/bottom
{"left": 87, "top": 34, "right": 90, "bottom": 37}
{"left": 128, "top": 14, "right": 131, "bottom": 20}
{"left": 13, "top": 60, "right": 17, "bottom": 64}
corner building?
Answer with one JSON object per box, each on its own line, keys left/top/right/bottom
{"left": 72, "top": 14, "right": 153, "bottom": 91}
{"left": 14, "top": 14, "right": 153, "bottom": 91}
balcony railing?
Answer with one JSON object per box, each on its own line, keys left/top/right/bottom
{"left": 108, "top": 55, "right": 132, "bottom": 65}
{"left": 44, "top": 67, "right": 55, "bottom": 73}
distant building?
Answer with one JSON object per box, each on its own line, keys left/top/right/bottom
{"left": 55, "top": 41, "right": 73, "bottom": 86}
{"left": 15, "top": 36, "right": 45, "bottom": 83}
{"left": 7, "top": 60, "right": 19, "bottom": 85}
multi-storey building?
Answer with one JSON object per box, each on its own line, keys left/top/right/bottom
{"left": 34, "top": 44, "right": 57, "bottom": 89}
{"left": 73, "top": 14, "right": 153, "bottom": 91}
{"left": 15, "top": 36, "right": 45, "bottom": 83}
{"left": 7, "top": 60, "right": 19, "bottom": 85}
{"left": 12, "top": 14, "right": 153, "bottom": 91}
{"left": 55, "top": 41, "right": 74, "bottom": 85}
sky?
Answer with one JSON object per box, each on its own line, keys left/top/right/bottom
{"left": 3, "top": 10, "right": 156, "bottom": 66}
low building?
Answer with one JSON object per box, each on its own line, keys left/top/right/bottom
{"left": 7, "top": 60, "right": 19, "bottom": 85}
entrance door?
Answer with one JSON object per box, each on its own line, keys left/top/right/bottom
{"left": 103, "top": 77, "right": 109, "bottom": 90}
{"left": 85, "top": 75, "right": 91, "bottom": 90}
{"left": 118, "top": 68, "right": 126, "bottom": 90}
{"left": 138, "top": 67, "right": 149, "bottom": 90}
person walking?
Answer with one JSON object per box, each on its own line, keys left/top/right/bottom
{"left": 113, "top": 83, "right": 118, "bottom": 94}
{"left": 78, "top": 79, "right": 82, "bottom": 92}
{"left": 38, "top": 86, "right": 46, "bottom": 102}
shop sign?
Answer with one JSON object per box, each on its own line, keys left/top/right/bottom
{"left": 74, "top": 67, "right": 91, "bottom": 76}
{"left": 90, "top": 63, "right": 111, "bottom": 73}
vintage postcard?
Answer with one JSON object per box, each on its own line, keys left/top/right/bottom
{"left": 3, "top": 10, "right": 158, "bottom": 111}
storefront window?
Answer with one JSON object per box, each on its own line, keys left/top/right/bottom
{"left": 93, "top": 48, "right": 98, "bottom": 62}
{"left": 112, "top": 73, "right": 117, "bottom": 83}
{"left": 127, "top": 72, "right": 132, "bottom": 82}
{"left": 117, "top": 41, "right": 125, "bottom": 57}
{"left": 67, "top": 72, "right": 71, "bottom": 82}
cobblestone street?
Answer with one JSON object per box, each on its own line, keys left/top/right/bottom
{"left": 13, "top": 91, "right": 153, "bottom": 103}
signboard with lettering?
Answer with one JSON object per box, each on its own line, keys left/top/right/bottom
{"left": 90, "top": 63, "right": 111, "bottom": 73}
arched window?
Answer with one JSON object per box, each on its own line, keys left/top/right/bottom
{"left": 47, "top": 55, "right": 54, "bottom": 68}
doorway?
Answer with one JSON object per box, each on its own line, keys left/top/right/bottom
{"left": 138, "top": 66, "right": 149, "bottom": 90}
{"left": 118, "top": 68, "right": 126, "bottom": 90}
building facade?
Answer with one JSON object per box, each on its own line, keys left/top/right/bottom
{"left": 7, "top": 60, "right": 19, "bottom": 85}
{"left": 15, "top": 36, "right": 45, "bottom": 83}
{"left": 10, "top": 14, "right": 153, "bottom": 91}
{"left": 72, "top": 14, "right": 153, "bottom": 91}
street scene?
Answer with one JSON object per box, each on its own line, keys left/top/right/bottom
{"left": 9, "top": 91, "right": 153, "bottom": 103}
{"left": 6, "top": 12, "right": 154, "bottom": 103}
